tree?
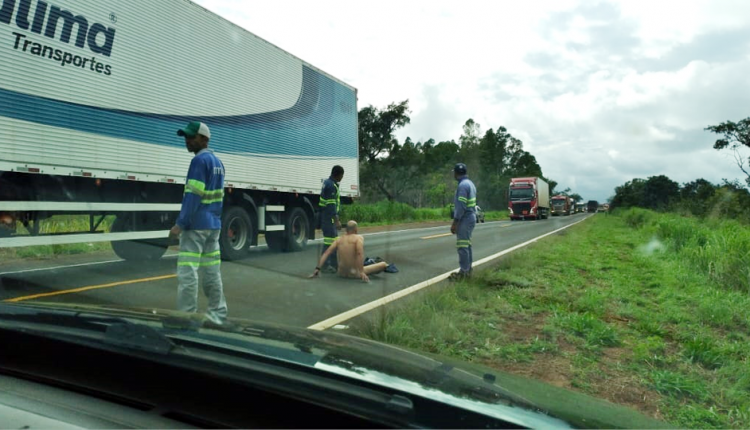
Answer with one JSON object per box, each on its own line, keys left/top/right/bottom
{"left": 459, "top": 119, "right": 482, "bottom": 151}
{"left": 358, "top": 101, "right": 412, "bottom": 201}
{"left": 612, "top": 178, "right": 646, "bottom": 208}
{"left": 546, "top": 179, "right": 558, "bottom": 196}
{"left": 642, "top": 175, "right": 679, "bottom": 210}
{"left": 706, "top": 118, "right": 750, "bottom": 186}
{"left": 358, "top": 100, "right": 411, "bottom": 163}
{"left": 705, "top": 179, "right": 750, "bottom": 221}
{"left": 569, "top": 193, "right": 583, "bottom": 203}
{"left": 678, "top": 178, "right": 716, "bottom": 217}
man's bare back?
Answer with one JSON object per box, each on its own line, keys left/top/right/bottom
{"left": 336, "top": 233, "right": 364, "bottom": 278}
{"left": 309, "top": 221, "right": 388, "bottom": 282}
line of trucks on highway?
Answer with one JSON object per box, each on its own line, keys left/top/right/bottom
{"left": 508, "top": 177, "right": 598, "bottom": 221}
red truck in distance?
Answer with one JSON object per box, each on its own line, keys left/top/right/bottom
{"left": 508, "top": 177, "right": 550, "bottom": 221}
{"left": 550, "top": 195, "right": 572, "bottom": 216}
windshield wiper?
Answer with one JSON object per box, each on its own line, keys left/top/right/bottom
{"left": 104, "top": 322, "right": 175, "bottom": 355}
{"left": 0, "top": 303, "right": 176, "bottom": 355}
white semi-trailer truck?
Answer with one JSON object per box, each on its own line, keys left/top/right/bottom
{"left": 0, "top": 0, "right": 359, "bottom": 261}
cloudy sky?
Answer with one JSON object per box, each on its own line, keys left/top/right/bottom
{"left": 194, "top": 0, "right": 750, "bottom": 201}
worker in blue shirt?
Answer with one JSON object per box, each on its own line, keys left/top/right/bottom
{"left": 449, "top": 163, "right": 477, "bottom": 281}
{"left": 318, "top": 165, "right": 344, "bottom": 273}
{"left": 169, "top": 121, "right": 228, "bottom": 325}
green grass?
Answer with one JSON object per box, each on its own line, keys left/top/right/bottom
{"left": 0, "top": 215, "right": 115, "bottom": 260}
{"left": 347, "top": 211, "right": 750, "bottom": 429}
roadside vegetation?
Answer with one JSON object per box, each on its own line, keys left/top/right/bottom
{"left": 341, "top": 200, "right": 507, "bottom": 226}
{"left": 0, "top": 215, "right": 115, "bottom": 260}
{"left": 348, "top": 211, "right": 750, "bottom": 429}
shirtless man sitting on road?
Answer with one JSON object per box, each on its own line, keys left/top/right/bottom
{"left": 309, "top": 221, "right": 388, "bottom": 282}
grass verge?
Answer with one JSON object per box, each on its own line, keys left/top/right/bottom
{"left": 347, "top": 211, "right": 750, "bottom": 429}
{"left": 342, "top": 200, "right": 507, "bottom": 227}
{"left": 0, "top": 215, "right": 115, "bottom": 260}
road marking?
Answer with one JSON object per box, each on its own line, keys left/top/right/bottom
{"left": 500, "top": 224, "right": 512, "bottom": 228}
{"left": 420, "top": 233, "right": 453, "bottom": 240}
{"left": 307, "top": 216, "right": 591, "bottom": 331}
{"left": 3, "top": 274, "right": 177, "bottom": 303}
{"left": 0, "top": 254, "right": 178, "bottom": 277}
{"left": 360, "top": 220, "right": 505, "bottom": 238}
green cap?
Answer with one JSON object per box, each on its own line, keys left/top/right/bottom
{"left": 177, "top": 121, "right": 211, "bottom": 139}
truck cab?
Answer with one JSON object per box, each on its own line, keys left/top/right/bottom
{"left": 550, "top": 195, "right": 571, "bottom": 216}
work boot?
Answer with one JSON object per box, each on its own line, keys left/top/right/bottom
{"left": 448, "top": 271, "right": 470, "bottom": 282}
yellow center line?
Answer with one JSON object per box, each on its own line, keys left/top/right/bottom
{"left": 420, "top": 232, "right": 453, "bottom": 240}
{"left": 4, "top": 274, "right": 177, "bottom": 303}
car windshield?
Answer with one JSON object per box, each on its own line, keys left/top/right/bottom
{"left": 2, "top": 1, "right": 748, "bottom": 428}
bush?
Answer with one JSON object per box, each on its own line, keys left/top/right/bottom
{"left": 340, "top": 201, "right": 450, "bottom": 224}
{"left": 622, "top": 207, "right": 655, "bottom": 228}
{"left": 619, "top": 209, "right": 750, "bottom": 293}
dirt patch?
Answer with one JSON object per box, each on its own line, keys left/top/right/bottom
{"left": 483, "top": 348, "right": 665, "bottom": 420}
{"left": 491, "top": 353, "right": 574, "bottom": 389}
{"left": 499, "top": 313, "right": 548, "bottom": 342}
{"left": 594, "top": 363, "right": 665, "bottom": 421}
{"left": 479, "top": 318, "right": 666, "bottom": 421}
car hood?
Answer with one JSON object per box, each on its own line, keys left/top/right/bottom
{"left": 6, "top": 302, "right": 670, "bottom": 429}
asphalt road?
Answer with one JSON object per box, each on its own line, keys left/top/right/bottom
{"left": 0, "top": 215, "right": 591, "bottom": 328}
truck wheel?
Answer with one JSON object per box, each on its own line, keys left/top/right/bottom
{"left": 111, "top": 215, "right": 168, "bottom": 261}
{"left": 220, "top": 206, "right": 253, "bottom": 261}
{"left": 265, "top": 207, "right": 309, "bottom": 252}
{"left": 285, "top": 207, "right": 309, "bottom": 252}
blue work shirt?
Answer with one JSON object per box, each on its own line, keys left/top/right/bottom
{"left": 454, "top": 175, "right": 477, "bottom": 221}
{"left": 318, "top": 176, "right": 340, "bottom": 222}
{"left": 176, "top": 148, "right": 225, "bottom": 230}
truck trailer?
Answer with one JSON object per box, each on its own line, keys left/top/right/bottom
{"left": 508, "top": 177, "right": 549, "bottom": 221}
{"left": 0, "top": 0, "right": 359, "bottom": 261}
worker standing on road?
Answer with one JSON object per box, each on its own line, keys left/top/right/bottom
{"left": 169, "top": 121, "right": 228, "bottom": 326}
{"left": 449, "top": 163, "right": 477, "bottom": 281}
{"left": 318, "top": 165, "right": 344, "bottom": 273}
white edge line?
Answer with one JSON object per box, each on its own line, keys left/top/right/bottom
{"left": 307, "top": 216, "right": 591, "bottom": 331}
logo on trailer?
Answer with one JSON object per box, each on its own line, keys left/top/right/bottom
{"left": 1, "top": 0, "right": 116, "bottom": 56}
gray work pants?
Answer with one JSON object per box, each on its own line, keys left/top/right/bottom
{"left": 177, "top": 229, "right": 228, "bottom": 324}
{"left": 321, "top": 216, "right": 339, "bottom": 269}
{"left": 457, "top": 214, "right": 476, "bottom": 274}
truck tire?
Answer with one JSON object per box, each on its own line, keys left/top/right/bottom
{"left": 220, "top": 206, "right": 253, "bottom": 261}
{"left": 285, "top": 207, "right": 309, "bottom": 252}
{"left": 265, "top": 207, "right": 309, "bottom": 252}
{"left": 111, "top": 215, "right": 168, "bottom": 261}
